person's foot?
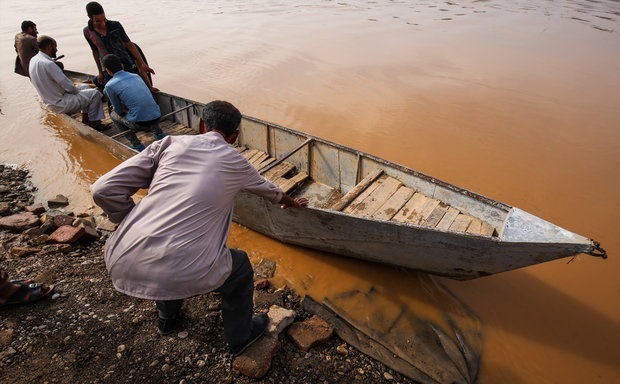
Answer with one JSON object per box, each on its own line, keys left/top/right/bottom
{"left": 229, "top": 313, "right": 269, "bottom": 357}
{"left": 158, "top": 317, "right": 178, "bottom": 335}
{"left": 0, "top": 280, "right": 55, "bottom": 308}
{"left": 87, "top": 120, "right": 109, "bottom": 131}
{"left": 130, "top": 143, "right": 146, "bottom": 152}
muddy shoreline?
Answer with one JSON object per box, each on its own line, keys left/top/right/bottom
{"left": 0, "top": 165, "right": 413, "bottom": 383}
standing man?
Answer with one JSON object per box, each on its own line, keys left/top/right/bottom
{"left": 29, "top": 36, "right": 105, "bottom": 129}
{"left": 102, "top": 54, "right": 165, "bottom": 151}
{"left": 14, "top": 20, "right": 38, "bottom": 77}
{"left": 91, "top": 100, "right": 308, "bottom": 355}
{"left": 83, "top": 2, "right": 157, "bottom": 92}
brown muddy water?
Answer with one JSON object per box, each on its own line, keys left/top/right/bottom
{"left": 1, "top": 1, "right": 619, "bottom": 382}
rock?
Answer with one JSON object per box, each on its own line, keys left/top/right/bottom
{"left": 253, "top": 259, "right": 276, "bottom": 279}
{"left": 47, "top": 194, "right": 69, "bottom": 208}
{"left": 287, "top": 315, "right": 334, "bottom": 352}
{"left": 0, "top": 212, "right": 40, "bottom": 231}
{"left": 10, "top": 246, "right": 40, "bottom": 258}
{"left": 47, "top": 225, "right": 85, "bottom": 244}
{"left": 336, "top": 343, "right": 348, "bottom": 355}
{"left": 29, "top": 234, "right": 49, "bottom": 245}
{"left": 0, "top": 202, "right": 10, "bottom": 215}
{"left": 178, "top": 331, "right": 189, "bottom": 339}
{"left": 384, "top": 372, "right": 394, "bottom": 380}
{"left": 96, "top": 217, "right": 118, "bottom": 232}
{"left": 39, "top": 220, "right": 55, "bottom": 234}
{"left": 254, "top": 278, "right": 270, "bottom": 290}
{"left": 41, "top": 243, "right": 72, "bottom": 254}
{"left": 23, "top": 227, "right": 43, "bottom": 237}
{"left": 266, "top": 305, "right": 296, "bottom": 336}
{"left": 232, "top": 335, "right": 280, "bottom": 378}
{"left": 117, "top": 345, "right": 126, "bottom": 353}
{"left": 52, "top": 293, "right": 61, "bottom": 300}
{"left": 73, "top": 217, "right": 96, "bottom": 228}
{"left": 24, "top": 203, "right": 46, "bottom": 215}
{"left": 76, "top": 221, "right": 100, "bottom": 241}
{"left": 254, "top": 290, "right": 283, "bottom": 308}
{"left": 54, "top": 214, "right": 75, "bottom": 228}
{"left": 0, "top": 329, "right": 14, "bottom": 347}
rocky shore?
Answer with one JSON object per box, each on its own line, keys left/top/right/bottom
{"left": 0, "top": 164, "right": 415, "bottom": 384}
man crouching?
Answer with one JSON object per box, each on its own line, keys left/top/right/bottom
{"left": 91, "top": 100, "right": 308, "bottom": 356}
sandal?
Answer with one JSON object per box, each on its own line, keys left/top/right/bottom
{"left": 0, "top": 282, "right": 55, "bottom": 309}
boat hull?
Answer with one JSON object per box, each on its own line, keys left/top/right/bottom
{"left": 233, "top": 192, "right": 590, "bottom": 280}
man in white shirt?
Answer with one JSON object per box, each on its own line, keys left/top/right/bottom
{"left": 92, "top": 100, "right": 308, "bottom": 356}
{"left": 29, "top": 36, "right": 105, "bottom": 129}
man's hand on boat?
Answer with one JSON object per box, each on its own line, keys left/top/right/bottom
{"left": 279, "top": 195, "right": 309, "bottom": 209}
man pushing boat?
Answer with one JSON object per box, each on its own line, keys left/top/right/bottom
{"left": 91, "top": 100, "right": 308, "bottom": 356}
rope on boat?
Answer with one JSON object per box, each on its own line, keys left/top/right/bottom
{"left": 587, "top": 241, "right": 607, "bottom": 259}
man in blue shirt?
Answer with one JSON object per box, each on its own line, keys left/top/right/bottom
{"left": 102, "top": 54, "right": 165, "bottom": 151}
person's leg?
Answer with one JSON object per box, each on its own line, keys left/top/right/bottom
{"left": 76, "top": 85, "right": 105, "bottom": 121}
{"left": 214, "top": 249, "right": 255, "bottom": 347}
{"left": 155, "top": 299, "right": 183, "bottom": 335}
{"left": 149, "top": 120, "right": 166, "bottom": 140}
{"left": 110, "top": 111, "right": 144, "bottom": 149}
{"left": 155, "top": 299, "right": 183, "bottom": 320}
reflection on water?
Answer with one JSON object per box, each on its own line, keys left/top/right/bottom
{"left": 1, "top": 1, "right": 619, "bottom": 382}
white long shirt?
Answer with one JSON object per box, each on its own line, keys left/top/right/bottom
{"left": 29, "top": 51, "right": 102, "bottom": 117}
{"left": 91, "top": 133, "right": 283, "bottom": 300}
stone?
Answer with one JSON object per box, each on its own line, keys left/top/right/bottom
{"left": 54, "top": 215, "right": 75, "bottom": 228}
{"left": 24, "top": 203, "right": 46, "bottom": 215}
{"left": 96, "top": 217, "right": 118, "bottom": 232}
{"left": 23, "top": 227, "right": 43, "bottom": 237}
{"left": 47, "top": 225, "right": 85, "bottom": 244}
{"left": 253, "top": 259, "right": 276, "bottom": 279}
{"left": 287, "top": 315, "right": 334, "bottom": 352}
{"left": 0, "top": 212, "right": 40, "bottom": 231}
{"left": 0, "top": 329, "right": 14, "bottom": 347}
{"left": 254, "top": 278, "right": 270, "bottom": 290}
{"left": 47, "top": 194, "right": 69, "bottom": 208}
{"left": 73, "top": 217, "right": 96, "bottom": 228}
{"left": 254, "top": 290, "right": 283, "bottom": 308}
{"left": 0, "top": 202, "right": 10, "bottom": 215}
{"left": 29, "top": 234, "right": 49, "bottom": 246}
{"left": 10, "top": 246, "right": 40, "bottom": 258}
{"left": 40, "top": 220, "right": 55, "bottom": 234}
{"left": 75, "top": 221, "right": 100, "bottom": 241}
{"left": 266, "top": 305, "right": 296, "bottom": 336}
{"left": 232, "top": 335, "right": 280, "bottom": 378}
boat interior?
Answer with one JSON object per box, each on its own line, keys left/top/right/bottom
{"left": 67, "top": 73, "right": 507, "bottom": 239}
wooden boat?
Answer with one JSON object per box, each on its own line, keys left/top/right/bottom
{"left": 61, "top": 70, "right": 607, "bottom": 280}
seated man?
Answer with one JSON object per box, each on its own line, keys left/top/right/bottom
{"left": 102, "top": 54, "right": 165, "bottom": 151}
{"left": 29, "top": 36, "right": 105, "bottom": 129}
{"left": 14, "top": 20, "right": 39, "bottom": 77}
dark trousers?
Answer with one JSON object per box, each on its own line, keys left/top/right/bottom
{"left": 155, "top": 248, "right": 254, "bottom": 347}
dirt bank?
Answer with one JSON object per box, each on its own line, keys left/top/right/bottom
{"left": 0, "top": 165, "right": 413, "bottom": 384}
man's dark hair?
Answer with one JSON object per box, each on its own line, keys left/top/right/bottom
{"left": 37, "top": 36, "right": 55, "bottom": 50}
{"left": 202, "top": 101, "right": 242, "bottom": 136}
{"left": 102, "top": 54, "right": 123, "bottom": 73}
{"left": 86, "top": 2, "right": 105, "bottom": 18}
{"left": 21, "top": 20, "right": 36, "bottom": 32}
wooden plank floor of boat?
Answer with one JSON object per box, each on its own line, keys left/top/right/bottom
{"left": 333, "top": 172, "right": 496, "bottom": 236}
